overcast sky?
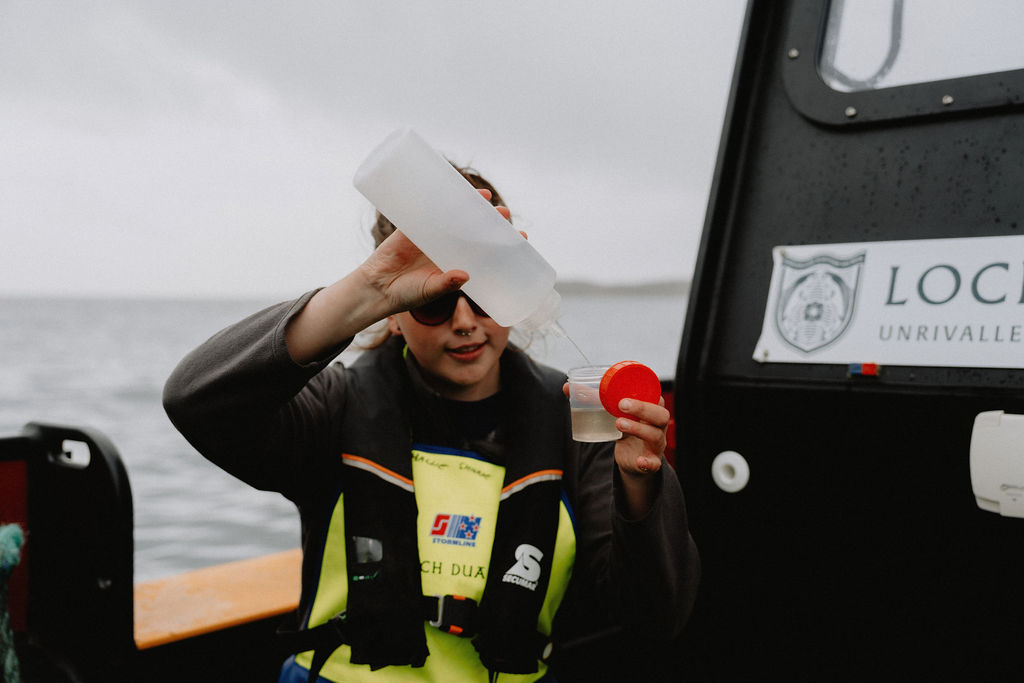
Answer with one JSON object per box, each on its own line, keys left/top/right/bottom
{"left": 2, "top": 1, "right": 747, "bottom": 300}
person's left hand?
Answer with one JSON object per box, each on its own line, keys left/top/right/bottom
{"left": 611, "top": 397, "right": 670, "bottom": 477}
{"left": 611, "top": 396, "right": 670, "bottom": 518}
{"left": 561, "top": 384, "right": 669, "bottom": 516}
{"left": 560, "top": 383, "right": 670, "bottom": 475}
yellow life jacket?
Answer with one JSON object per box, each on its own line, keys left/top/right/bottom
{"left": 282, "top": 340, "right": 578, "bottom": 682}
{"left": 294, "top": 445, "right": 576, "bottom": 682}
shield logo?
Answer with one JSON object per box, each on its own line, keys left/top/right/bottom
{"left": 774, "top": 252, "right": 865, "bottom": 353}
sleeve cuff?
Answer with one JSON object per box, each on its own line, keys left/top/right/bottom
{"left": 274, "top": 289, "right": 354, "bottom": 370}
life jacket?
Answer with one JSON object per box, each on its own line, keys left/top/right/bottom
{"left": 279, "top": 340, "right": 577, "bottom": 682}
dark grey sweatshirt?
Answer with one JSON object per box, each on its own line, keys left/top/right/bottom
{"left": 162, "top": 291, "right": 699, "bottom": 676}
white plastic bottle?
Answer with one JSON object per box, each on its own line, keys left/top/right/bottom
{"left": 353, "top": 128, "right": 561, "bottom": 330}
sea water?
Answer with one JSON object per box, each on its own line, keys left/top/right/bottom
{"left": 0, "top": 283, "right": 686, "bottom": 580}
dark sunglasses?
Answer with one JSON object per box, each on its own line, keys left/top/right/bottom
{"left": 409, "top": 291, "right": 490, "bottom": 326}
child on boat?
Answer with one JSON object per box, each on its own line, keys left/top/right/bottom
{"left": 163, "top": 167, "right": 699, "bottom": 682}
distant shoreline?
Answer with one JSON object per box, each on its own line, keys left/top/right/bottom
{"left": 2, "top": 280, "right": 691, "bottom": 303}
{"left": 556, "top": 280, "right": 689, "bottom": 297}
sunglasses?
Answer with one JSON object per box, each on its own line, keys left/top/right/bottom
{"left": 409, "top": 291, "right": 490, "bottom": 326}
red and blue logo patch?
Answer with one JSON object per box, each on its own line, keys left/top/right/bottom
{"left": 430, "top": 513, "right": 481, "bottom": 546}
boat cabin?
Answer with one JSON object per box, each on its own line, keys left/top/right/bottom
{"left": 675, "top": 0, "right": 1024, "bottom": 678}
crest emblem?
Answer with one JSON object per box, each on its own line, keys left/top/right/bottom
{"left": 774, "top": 252, "right": 865, "bottom": 353}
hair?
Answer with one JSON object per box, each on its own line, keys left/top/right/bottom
{"left": 357, "top": 164, "right": 512, "bottom": 350}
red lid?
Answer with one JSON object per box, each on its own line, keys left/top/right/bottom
{"left": 599, "top": 361, "right": 661, "bottom": 418}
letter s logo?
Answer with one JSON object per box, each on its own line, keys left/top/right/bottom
{"left": 431, "top": 514, "right": 450, "bottom": 536}
{"left": 510, "top": 543, "right": 543, "bottom": 582}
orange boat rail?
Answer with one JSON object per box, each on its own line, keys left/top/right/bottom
{"left": 134, "top": 548, "right": 302, "bottom": 650}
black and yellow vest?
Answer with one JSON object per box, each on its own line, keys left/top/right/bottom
{"left": 287, "top": 340, "right": 577, "bottom": 682}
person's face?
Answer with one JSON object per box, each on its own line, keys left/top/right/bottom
{"left": 388, "top": 295, "right": 510, "bottom": 401}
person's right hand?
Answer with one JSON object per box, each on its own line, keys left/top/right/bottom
{"left": 285, "top": 189, "right": 511, "bottom": 364}
{"left": 357, "top": 189, "right": 511, "bottom": 316}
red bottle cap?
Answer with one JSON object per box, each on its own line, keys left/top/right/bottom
{"left": 599, "top": 361, "right": 661, "bottom": 418}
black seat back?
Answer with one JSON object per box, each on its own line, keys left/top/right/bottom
{"left": 1, "top": 423, "right": 133, "bottom": 681}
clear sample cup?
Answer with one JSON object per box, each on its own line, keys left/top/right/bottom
{"left": 567, "top": 361, "right": 662, "bottom": 443}
{"left": 568, "top": 365, "right": 622, "bottom": 442}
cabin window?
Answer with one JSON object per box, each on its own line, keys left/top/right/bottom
{"left": 819, "top": 0, "right": 1024, "bottom": 93}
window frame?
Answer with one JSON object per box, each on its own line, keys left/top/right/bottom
{"left": 781, "top": 0, "right": 1024, "bottom": 126}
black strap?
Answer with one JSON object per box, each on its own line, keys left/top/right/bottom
{"left": 276, "top": 613, "right": 350, "bottom": 683}
{"left": 421, "top": 593, "right": 553, "bottom": 665}
{"left": 308, "top": 339, "right": 567, "bottom": 674}
{"left": 422, "top": 594, "right": 478, "bottom": 637}
{"left": 279, "top": 595, "right": 546, "bottom": 681}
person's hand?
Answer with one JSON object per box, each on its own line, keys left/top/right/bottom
{"left": 358, "top": 189, "right": 511, "bottom": 315}
{"left": 612, "top": 397, "right": 670, "bottom": 477}
{"left": 563, "top": 380, "right": 670, "bottom": 518}
{"left": 613, "top": 396, "right": 670, "bottom": 518}
{"left": 284, "top": 189, "right": 511, "bottom": 363}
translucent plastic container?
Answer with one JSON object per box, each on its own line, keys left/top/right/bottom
{"left": 353, "top": 128, "right": 560, "bottom": 329}
{"left": 567, "top": 364, "right": 622, "bottom": 442}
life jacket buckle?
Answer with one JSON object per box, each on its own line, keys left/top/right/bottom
{"left": 426, "top": 593, "right": 478, "bottom": 637}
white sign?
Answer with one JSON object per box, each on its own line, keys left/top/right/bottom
{"left": 754, "top": 235, "right": 1024, "bottom": 368}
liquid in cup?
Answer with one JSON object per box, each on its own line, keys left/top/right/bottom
{"left": 568, "top": 365, "right": 622, "bottom": 442}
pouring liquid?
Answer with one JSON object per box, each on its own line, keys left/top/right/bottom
{"left": 549, "top": 320, "right": 591, "bottom": 366}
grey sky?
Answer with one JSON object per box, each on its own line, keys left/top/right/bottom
{"left": 2, "top": 1, "right": 747, "bottom": 299}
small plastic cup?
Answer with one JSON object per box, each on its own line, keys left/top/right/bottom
{"left": 568, "top": 365, "right": 622, "bottom": 442}
{"left": 568, "top": 362, "right": 662, "bottom": 443}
